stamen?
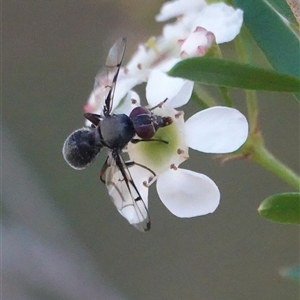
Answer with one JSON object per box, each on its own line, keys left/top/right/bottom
{"left": 176, "top": 149, "right": 189, "bottom": 159}
{"left": 137, "top": 63, "right": 142, "bottom": 70}
{"left": 177, "top": 148, "right": 184, "bottom": 155}
{"left": 170, "top": 164, "right": 177, "bottom": 170}
{"left": 145, "top": 37, "right": 160, "bottom": 56}
{"left": 143, "top": 181, "right": 149, "bottom": 187}
{"left": 175, "top": 111, "right": 184, "bottom": 118}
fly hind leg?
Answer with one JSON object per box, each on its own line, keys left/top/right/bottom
{"left": 125, "top": 160, "right": 157, "bottom": 187}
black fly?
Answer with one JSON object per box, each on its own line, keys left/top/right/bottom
{"left": 62, "top": 38, "right": 172, "bottom": 231}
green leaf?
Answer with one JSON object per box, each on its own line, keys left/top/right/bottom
{"left": 266, "top": 0, "right": 299, "bottom": 28}
{"left": 258, "top": 193, "right": 300, "bottom": 224}
{"left": 233, "top": 0, "right": 300, "bottom": 78}
{"left": 168, "top": 57, "right": 300, "bottom": 92}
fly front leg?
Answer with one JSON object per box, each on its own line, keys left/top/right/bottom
{"left": 131, "top": 138, "right": 168, "bottom": 144}
{"left": 149, "top": 98, "right": 168, "bottom": 111}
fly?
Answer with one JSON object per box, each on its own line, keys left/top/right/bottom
{"left": 62, "top": 38, "right": 172, "bottom": 231}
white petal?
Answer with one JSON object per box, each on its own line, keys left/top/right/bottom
{"left": 113, "top": 90, "right": 141, "bottom": 116}
{"left": 169, "top": 80, "right": 194, "bottom": 108}
{"left": 146, "top": 70, "right": 193, "bottom": 108}
{"left": 154, "top": 57, "right": 181, "bottom": 73}
{"left": 125, "top": 42, "right": 180, "bottom": 80}
{"left": 83, "top": 69, "right": 140, "bottom": 126}
{"left": 156, "top": 0, "right": 206, "bottom": 22}
{"left": 190, "top": 3, "right": 243, "bottom": 44}
{"left": 162, "top": 22, "right": 189, "bottom": 42}
{"left": 84, "top": 86, "right": 106, "bottom": 114}
{"left": 111, "top": 72, "right": 140, "bottom": 111}
{"left": 126, "top": 44, "right": 149, "bottom": 71}
{"left": 125, "top": 44, "right": 152, "bottom": 82}
{"left": 185, "top": 107, "right": 249, "bottom": 153}
{"left": 157, "top": 168, "right": 220, "bottom": 217}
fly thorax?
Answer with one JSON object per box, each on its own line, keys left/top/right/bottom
{"left": 100, "top": 114, "right": 135, "bottom": 149}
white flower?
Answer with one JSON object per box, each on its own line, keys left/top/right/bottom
{"left": 157, "top": 1, "right": 243, "bottom": 44}
{"left": 127, "top": 75, "right": 249, "bottom": 218}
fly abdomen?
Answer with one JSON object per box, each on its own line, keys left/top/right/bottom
{"left": 62, "top": 127, "right": 102, "bottom": 170}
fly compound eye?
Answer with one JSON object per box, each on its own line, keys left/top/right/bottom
{"left": 129, "top": 107, "right": 155, "bottom": 139}
{"left": 129, "top": 106, "right": 149, "bottom": 118}
{"left": 62, "top": 128, "right": 101, "bottom": 170}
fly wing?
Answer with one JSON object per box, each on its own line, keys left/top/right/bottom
{"left": 93, "top": 38, "right": 126, "bottom": 117}
{"left": 101, "top": 151, "right": 151, "bottom": 232}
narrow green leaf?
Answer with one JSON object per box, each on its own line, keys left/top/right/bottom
{"left": 233, "top": 0, "right": 300, "bottom": 78}
{"left": 266, "top": 0, "right": 299, "bottom": 28}
{"left": 168, "top": 57, "right": 300, "bottom": 92}
{"left": 258, "top": 193, "right": 300, "bottom": 224}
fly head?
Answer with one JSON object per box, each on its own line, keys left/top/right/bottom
{"left": 129, "top": 106, "right": 173, "bottom": 139}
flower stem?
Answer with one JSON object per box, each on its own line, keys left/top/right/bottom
{"left": 234, "top": 27, "right": 260, "bottom": 134}
{"left": 246, "top": 90, "right": 258, "bottom": 134}
{"left": 219, "top": 87, "right": 233, "bottom": 107}
{"left": 193, "top": 83, "right": 217, "bottom": 107}
{"left": 233, "top": 26, "right": 300, "bottom": 189}
{"left": 251, "top": 142, "right": 300, "bottom": 191}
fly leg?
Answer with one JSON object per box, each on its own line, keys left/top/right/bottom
{"left": 131, "top": 138, "right": 168, "bottom": 144}
{"left": 149, "top": 98, "right": 168, "bottom": 111}
{"left": 125, "top": 160, "right": 157, "bottom": 187}
{"left": 99, "top": 156, "right": 110, "bottom": 183}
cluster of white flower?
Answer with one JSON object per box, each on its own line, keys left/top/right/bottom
{"left": 84, "top": 0, "right": 248, "bottom": 220}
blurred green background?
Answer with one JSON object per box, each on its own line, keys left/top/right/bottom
{"left": 3, "top": 1, "right": 299, "bottom": 299}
